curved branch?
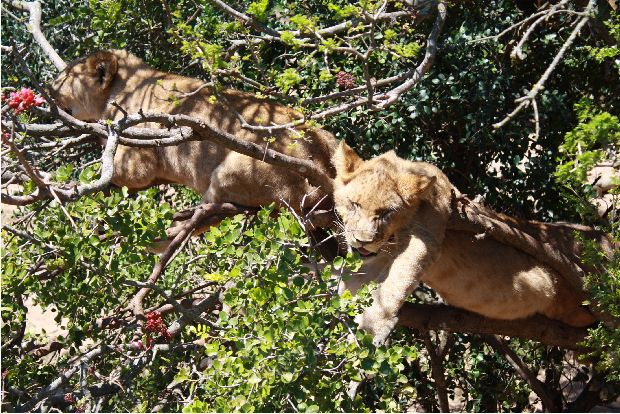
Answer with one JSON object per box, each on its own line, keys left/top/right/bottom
{"left": 493, "top": 0, "right": 596, "bottom": 129}
{"left": 9, "top": 1, "right": 66, "bottom": 71}
{"left": 376, "top": 1, "right": 447, "bottom": 108}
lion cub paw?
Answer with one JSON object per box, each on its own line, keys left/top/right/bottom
{"left": 354, "top": 307, "right": 398, "bottom": 345}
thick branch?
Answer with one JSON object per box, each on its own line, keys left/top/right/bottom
{"left": 397, "top": 303, "right": 588, "bottom": 349}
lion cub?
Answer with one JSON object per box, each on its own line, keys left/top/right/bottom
{"left": 49, "top": 50, "right": 336, "bottom": 213}
{"left": 332, "top": 141, "right": 596, "bottom": 344}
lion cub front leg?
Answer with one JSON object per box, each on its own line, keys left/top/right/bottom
{"left": 356, "top": 235, "right": 437, "bottom": 345}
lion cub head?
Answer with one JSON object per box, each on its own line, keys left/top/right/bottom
{"left": 49, "top": 50, "right": 120, "bottom": 121}
{"left": 332, "top": 141, "right": 436, "bottom": 256}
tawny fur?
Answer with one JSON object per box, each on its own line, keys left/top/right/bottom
{"left": 49, "top": 50, "right": 336, "bottom": 211}
{"left": 332, "top": 141, "right": 596, "bottom": 344}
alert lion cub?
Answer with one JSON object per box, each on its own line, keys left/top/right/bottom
{"left": 49, "top": 50, "right": 336, "bottom": 212}
{"left": 333, "top": 142, "right": 596, "bottom": 344}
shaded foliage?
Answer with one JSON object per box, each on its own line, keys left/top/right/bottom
{"left": 1, "top": 0, "right": 619, "bottom": 412}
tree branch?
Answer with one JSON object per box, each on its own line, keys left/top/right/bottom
{"left": 422, "top": 331, "right": 451, "bottom": 412}
{"left": 375, "top": 1, "right": 447, "bottom": 108}
{"left": 485, "top": 335, "right": 561, "bottom": 412}
{"left": 398, "top": 303, "right": 588, "bottom": 349}
{"left": 131, "top": 204, "right": 213, "bottom": 322}
{"left": 493, "top": 0, "right": 596, "bottom": 129}
{"left": 9, "top": 1, "right": 66, "bottom": 71}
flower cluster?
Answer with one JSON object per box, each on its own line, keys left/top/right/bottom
{"left": 2, "top": 88, "right": 45, "bottom": 115}
{"left": 145, "top": 311, "right": 172, "bottom": 342}
{"left": 335, "top": 71, "right": 355, "bottom": 90}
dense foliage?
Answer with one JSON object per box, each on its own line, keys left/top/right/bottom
{"left": 1, "top": 0, "right": 618, "bottom": 412}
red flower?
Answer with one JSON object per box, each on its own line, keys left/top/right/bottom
{"left": 5, "top": 88, "right": 45, "bottom": 115}
{"left": 145, "top": 311, "right": 173, "bottom": 342}
{"left": 145, "top": 311, "right": 164, "bottom": 333}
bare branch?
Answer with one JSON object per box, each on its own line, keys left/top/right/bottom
{"left": 423, "top": 332, "right": 451, "bottom": 412}
{"left": 493, "top": 0, "right": 596, "bottom": 129}
{"left": 375, "top": 1, "right": 447, "bottom": 108}
{"left": 510, "top": 0, "right": 572, "bottom": 61}
{"left": 9, "top": 1, "right": 66, "bottom": 71}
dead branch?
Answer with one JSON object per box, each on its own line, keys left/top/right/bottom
{"left": 493, "top": 0, "right": 596, "bottom": 130}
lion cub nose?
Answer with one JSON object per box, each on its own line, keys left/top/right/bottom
{"left": 351, "top": 234, "right": 374, "bottom": 246}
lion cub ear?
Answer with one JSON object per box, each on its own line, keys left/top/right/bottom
{"left": 398, "top": 174, "right": 436, "bottom": 203}
{"left": 333, "top": 141, "right": 363, "bottom": 181}
{"left": 86, "top": 51, "right": 119, "bottom": 89}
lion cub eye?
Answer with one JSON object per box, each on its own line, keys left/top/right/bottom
{"left": 376, "top": 209, "right": 392, "bottom": 221}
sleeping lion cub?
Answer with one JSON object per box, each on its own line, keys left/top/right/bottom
{"left": 332, "top": 141, "right": 596, "bottom": 344}
{"left": 49, "top": 49, "right": 336, "bottom": 213}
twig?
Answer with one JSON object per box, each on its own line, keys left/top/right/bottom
{"left": 493, "top": 0, "right": 596, "bottom": 129}
{"left": 512, "top": 0, "right": 572, "bottom": 60}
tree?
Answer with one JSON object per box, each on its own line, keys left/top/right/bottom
{"left": 1, "top": 0, "right": 618, "bottom": 411}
